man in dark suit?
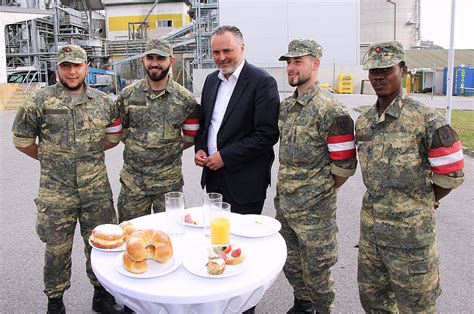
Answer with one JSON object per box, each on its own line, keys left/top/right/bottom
{"left": 194, "top": 25, "right": 280, "bottom": 215}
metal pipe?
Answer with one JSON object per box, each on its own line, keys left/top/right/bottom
{"left": 386, "top": 0, "right": 397, "bottom": 41}
{"left": 445, "top": 0, "right": 456, "bottom": 124}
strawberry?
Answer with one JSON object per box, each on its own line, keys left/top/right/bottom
{"left": 223, "top": 244, "right": 232, "bottom": 255}
{"left": 231, "top": 248, "right": 241, "bottom": 258}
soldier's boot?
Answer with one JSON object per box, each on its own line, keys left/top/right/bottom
{"left": 286, "top": 298, "right": 314, "bottom": 314}
{"left": 92, "top": 286, "right": 124, "bottom": 313}
{"left": 47, "top": 296, "right": 66, "bottom": 314}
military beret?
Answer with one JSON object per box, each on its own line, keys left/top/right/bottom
{"left": 57, "top": 45, "right": 87, "bottom": 65}
{"left": 363, "top": 41, "right": 405, "bottom": 70}
{"left": 279, "top": 39, "right": 323, "bottom": 61}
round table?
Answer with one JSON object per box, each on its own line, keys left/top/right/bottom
{"left": 91, "top": 211, "right": 287, "bottom": 313}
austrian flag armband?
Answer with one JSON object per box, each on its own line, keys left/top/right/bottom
{"left": 327, "top": 116, "right": 356, "bottom": 160}
{"left": 428, "top": 126, "right": 464, "bottom": 174}
{"left": 182, "top": 118, "right": 199, "bottom": 136}
{"left": 106, "top": 118, "right": 123, "bottom": 134}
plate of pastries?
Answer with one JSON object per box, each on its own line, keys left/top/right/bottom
{"left": 89, "top": 221, "right": 138, "bottom": 252}
{"left": 115, "top": 228, "right": 182, "bottom": 279}
{"left": 183, "top": 244, "right": 247, "bottom": 278}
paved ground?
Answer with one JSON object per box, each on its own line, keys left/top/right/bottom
{"left": 1, "top": 94, "right": 473, "bottom": 313}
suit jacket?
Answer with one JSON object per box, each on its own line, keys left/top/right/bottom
{"left": 195, "top": 61, "right": 280, "bottom": 204}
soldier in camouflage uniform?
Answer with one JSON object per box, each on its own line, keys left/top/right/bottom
{"left": 356, "top": 41, "right": 465, "bottom": 313}
{"left": 11, "top": 45, "right": 124, "bottom": 313}
{"left": 116, "top": 38, "right": 201, "bottom": 221}
{"left": 275, "top": 40, "right": 357, "bottom": 313}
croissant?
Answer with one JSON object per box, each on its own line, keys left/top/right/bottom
{"left": 122, "top": 229, "right": 173, "bottom": 274}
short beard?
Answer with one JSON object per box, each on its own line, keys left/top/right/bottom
{"left": 145, "top": 64, "right": 170, "bottom": 82}
{"left": 59, "top": 78, "right": 84, "bottom": 91}
{"left": 289, "top": 76, "right": 310, "bottom": 87}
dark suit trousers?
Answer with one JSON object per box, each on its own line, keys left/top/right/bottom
{"left": 205, "top": 170, "right": 264, "bottom": 215}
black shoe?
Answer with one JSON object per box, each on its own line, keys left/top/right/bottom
{"left": 287, "top": 298, "right": 313, "bottom": 314}
{"left": 47, "top": 297, "right": 66, "bottom": 314}
{"left": 243, "top": 305, "right": 256, "bottom": 314}
{"left": 92, "top": 286, "right": 124, "bottom": 313}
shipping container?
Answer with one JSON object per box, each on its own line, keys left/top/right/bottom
{"left": 443, "top": 66, "right": 474, "bottom": 96}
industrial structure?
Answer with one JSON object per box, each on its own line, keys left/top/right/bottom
{"left": 1, "top": 0, "right": 473, "bottom": 111}
{"left": 1, "top": 0, "right": 218, "bottom": 91}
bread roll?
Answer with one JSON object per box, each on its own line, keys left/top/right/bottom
{"left": 91, "top": 224, "right": 125, "bottom": 249}
{"left": 122, "top": 252, "right": 147, "bottom": 274}
{"left": 122, "top": 229, "right": 173, "bottom": 273}
{"left": 119, "top": 221, "right": 138, "bottom": 241}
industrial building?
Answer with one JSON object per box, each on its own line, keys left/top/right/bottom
{"left": 1, "top": 0, "right": 473, "bottom": 110}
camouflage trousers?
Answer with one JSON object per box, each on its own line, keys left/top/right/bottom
{"left": 275, "top": 192, "right": 338, "bottom": 312}
{"left": 35, "top": 195, "right": 117, "bottom": 298}
{"left": 358, "top": 238, "right": 441, "bottom": 313}
{"left": 117, "top": 181, "right": 182, "bottom": 222}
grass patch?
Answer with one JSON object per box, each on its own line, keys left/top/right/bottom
{"left": 438, "top": 109, "right": 474, "bottom": 152}
{"left": 354, "top": 106, "right": 474, "bottom": 151}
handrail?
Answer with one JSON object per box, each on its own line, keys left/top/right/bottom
{"left": 7, "top": 24, "right": 28, "bottom": 47}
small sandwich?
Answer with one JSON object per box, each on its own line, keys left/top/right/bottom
{"left": 207, "top": 257, "right": 226, "bottom": 275}
{"left": 225, "top": 245, "right": 246, "bottom": 265}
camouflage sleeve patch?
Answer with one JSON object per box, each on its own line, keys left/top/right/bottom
{"left": 115, "top": 91, "right": 130, "bottom": 129}
{"left": 104, "top": 133, "right": 122, "bottom": 144}
{"left": 12, "top": 134, "right": 36, "bottom": 148}
{"left": 11, "top": 105, "right": 40, "bottom": 140}
{"left": 428, "top": 125, "right": 464, "bottom": 175}
{"left": 432, "top": 173, "right": 464, "bottom": 190}
{"left": 331, "top": 163, "right": 356, "bottom": 177}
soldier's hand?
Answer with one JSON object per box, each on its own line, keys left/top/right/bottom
{"left": 195, "top": 149, "right": 208, "bottom": 167}
{"left": 205, "top": 151, "right": 224, "bottom": 171}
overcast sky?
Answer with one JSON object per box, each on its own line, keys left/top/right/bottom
{"left": 420, "top": 0, "right": 474, "bottom": 49}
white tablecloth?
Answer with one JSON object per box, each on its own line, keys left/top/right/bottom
{"left": 91, "top": 212, "right": 287, "bottom": 313}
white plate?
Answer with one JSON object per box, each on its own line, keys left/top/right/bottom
{"left": 115, "top": 252, "right": 182, "bottom": 279}
{"left": 183, "top": 247, "right": 248, "bottom": 279}
{"left": 89, "top": 236, "right": 126, "bottom": 252}
{"left": 231, "top": 215, "right": 281, "bottom": 238}
{"left": 182, "top": 207, "right": 204, "bottom": 228}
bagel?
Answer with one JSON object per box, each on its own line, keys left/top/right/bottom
{"left": 90, "top": 224, "right": 125, "bottom": 249}
{"left": 123, "top": 229, "right": 173, "bottom": 273}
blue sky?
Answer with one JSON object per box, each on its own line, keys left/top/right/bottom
{"left": 421, "top": 0, "right": 474, "bottom": 49}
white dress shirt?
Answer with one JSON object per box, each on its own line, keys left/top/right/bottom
{"left": 207, "top": 60, "right": 245, "bottom": 155}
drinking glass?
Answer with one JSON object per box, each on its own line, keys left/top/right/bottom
{"left": 210, "top": 202, "right": 231, "bottom": 245}
{"left": 202, "top": 192, "right": 223, "bottom": 236}
{"left": 165, "top": 191, "right": 185, "bottom": 236}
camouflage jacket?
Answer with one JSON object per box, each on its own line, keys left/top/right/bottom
{"left": 116, "top": 77, "right": 201, "bottom": 193}
{"left": 277, "top": 82, "right": 357, "bottom": 199}
{"left": 11, "top": 83, "right": 121, "bottom": 205}
{"left": 355, "top": 92, "right": 464, "bottom": 248}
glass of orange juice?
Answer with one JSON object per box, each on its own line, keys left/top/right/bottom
{"left": 210, "top": 202, "right": 231, "bottom": 245}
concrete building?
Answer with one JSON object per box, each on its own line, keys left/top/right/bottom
{"left": 103, "top": 0, "right": 191, "bottom": 40}
{"left": 360, "top": 0, "right": 421, "bottom": 57}
{"left": 193, "top": 0, "right": 364, "bottom": 94}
